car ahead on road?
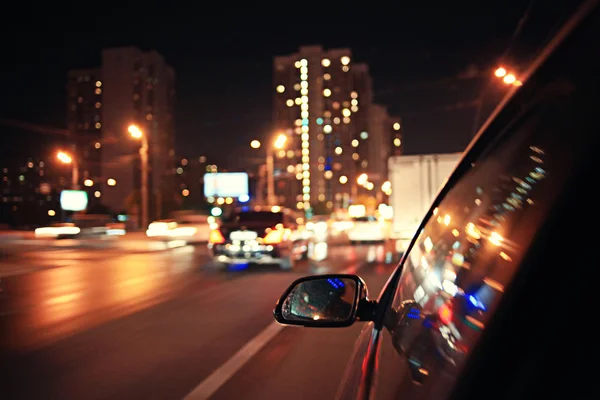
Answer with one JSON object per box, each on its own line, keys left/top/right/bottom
{"left": 208, "top": 207, "right": 307, "bottom": 270}
{"left": 146, "top": 215, "right": 217, "bottom": 243}
{"left": 347, "top": 215, "right": 388, "bottom": 245}
{"left": 273, "top": 3, "right": 598, "bottom": 399}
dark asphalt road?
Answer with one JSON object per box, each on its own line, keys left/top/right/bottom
{"left": 0, "top": 241, "right": 397, "bottom": 400}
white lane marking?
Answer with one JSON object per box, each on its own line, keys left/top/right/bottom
{"left": 184, "top": 321, "right": 284, "bottom": 400}
{"left": 183, "top": 263, "right": 364, "bottom": 400}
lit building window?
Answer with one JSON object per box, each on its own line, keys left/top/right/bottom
{"left": 393, "top": 122, "right": 401, "bottom": 130}
{"left": 95, "top": 81, "right": 102, "bottom": 87}
{"left": 300, "top": 62, "right": 310, "bottom": 208}
{"left": 95, "top": 122, "right": 101, "bottom": 129}
{"left": 321, "top": 58, "right": 331, "bottom": 67}
{"left": 323, "top": 88, "right": 331, "bottom": 97}
{"left": 276, "top": 85, "right": 285, "bottom": 93}
{"left": 341, "top": 56, "right": 351, "bottom": 65}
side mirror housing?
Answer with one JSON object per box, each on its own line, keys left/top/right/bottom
{"left": 273, "top": 274, "right": 372, "bottom": 328}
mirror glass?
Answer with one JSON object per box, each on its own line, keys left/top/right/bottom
{"left": 281, "top": 277, "right": 357, "bottom": 322}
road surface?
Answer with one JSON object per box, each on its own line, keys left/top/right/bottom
{"left": 0, "top": 239, "right": 398, "bottom": 399}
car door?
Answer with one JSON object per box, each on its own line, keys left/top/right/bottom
{"left": 367, "top": 4, "right": 600, "bottom": 400}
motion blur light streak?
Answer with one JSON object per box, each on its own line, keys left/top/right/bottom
{"left": 45, "top": 292, "right": 81, "bottom": 306}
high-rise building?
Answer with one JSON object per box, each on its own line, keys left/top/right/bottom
{"left": 66, "top": 68, "right": 103, "bottom": 194}
{"left": 67, "top": 47, "right": 176, "bottom": 222}
{"left": 1, "top": 157, "right": 62, "bottom": 228}
{"left": 366, "top": 106, "right": 403, "bottom": 182}
{"left": 273, "top": 46, "right": 400, "bottom": 214}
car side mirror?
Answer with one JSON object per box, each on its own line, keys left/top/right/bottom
{"left": 273, "top": 274, "right": 374, "bottom": 327}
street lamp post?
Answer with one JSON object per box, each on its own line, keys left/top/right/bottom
{"left": 266, "top": 150, "right": 275, "bottom": 206}
{"left": 472, "top": 66, "right": 523, "bottom": 137}
{"left": 251, "top": 134, "right": 287, "bottom": 206}
{"left": 269, "top": 134, "right": 287, "bottom": 206}
{"left": 128, "top": 124, "right": 149, "bottom": 230}
{"left": 57, "top": 150, "right": 79, "bottom": 189}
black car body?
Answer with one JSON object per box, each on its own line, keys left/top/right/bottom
{"left": 208, "top": 208, "right": 306, "bottom": 269}
{"left": 274, "top": 2, "right": 599, "bottom": 399}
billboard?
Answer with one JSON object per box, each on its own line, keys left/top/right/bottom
{"left": 204, "top": 172, "right": 249, "bottom": 198}
{"left": 60, "top": 190, "right": 88, "bottom": 211}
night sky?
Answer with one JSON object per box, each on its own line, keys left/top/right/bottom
{"left": 0, "top": 2, "right": 578, "bottom": 168}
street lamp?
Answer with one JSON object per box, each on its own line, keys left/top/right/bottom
{"left": 473, "top": 65, "right": 524, "bottom": 137}
{"left": 57, "top": 150, "right": 79, "bottom": 189}
{"left": 493, "top": 67, "right": 522, "bottom": 86}
{"left": 251, "top": 134, "right": 287, "bottom": 206}
{"left": 128, "top": 124, "right": 149, "bottom": 230}
{"left": 267, "top": 134, "right": 287, "bottom": 206}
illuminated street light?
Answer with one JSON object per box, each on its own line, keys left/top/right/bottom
{"left": 251, "top": 133, "right": 288, "bottom": 205}
{"left": 128, "top": 124, "right": 143, "bottom": 139}
{"left": 494, "top": 66, "right": 522, "bottom": 86}
{"left": 57, "top": 151, "right": 78, "bottom": 189}
{"left": 274, "top": 133, "right": 287, "bottom": 150}
{"left": 503, "top": 74, "right": 516, "bottom": 84}
{"left": 57, "top": 151, "right": 72, "bottom": 164}
{"left": 357, "top": 173, "right": 368, "bottom": 185}
{"left": 128, "top": 124, "right": 148, "bottom": 230}
{"left": 266, "top": 133, "right": 288, "bottom": 205}
{"left": 494, "top": 67, "right": 507, "bottom": 77}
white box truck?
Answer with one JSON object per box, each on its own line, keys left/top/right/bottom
{"left": 388, "top": 153, "right": 462, "bottom": 253}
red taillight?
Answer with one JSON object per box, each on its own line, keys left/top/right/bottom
{"left": 264, "top": 229, "right": 284, "bottom": 244}
{"left": 209, "top": 229, "right": 225, "bottom": 244}
{"left": 438, "top": 303, "right": 453, "bottom": 325}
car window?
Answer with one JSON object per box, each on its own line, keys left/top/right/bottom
{"left": 353, "top": 216, "right": 377, "bottom": 223}
{"left": 223, "top": 211, "right": 283, "bottom": 224}
{"left": 377, "top": 40, "right": 598, "bottom": 399}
